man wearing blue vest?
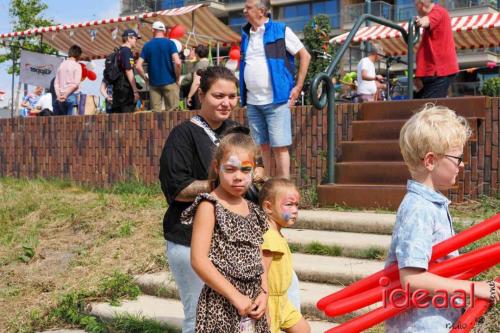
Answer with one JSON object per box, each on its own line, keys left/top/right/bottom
{"left": 240, "top": 0, "right": 310, "bottom": 179}
{"left": 137, "top": 21, "right": 181, "bottom": 112}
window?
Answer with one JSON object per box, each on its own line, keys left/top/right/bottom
{"left": 277, "top": 1, "right": 340, "bottom": 31}
{"left": 162, "top": 0, "right": 184, "bottom": 9}
{"left": 312, "top": 0, "right": 340, "bottom": 28}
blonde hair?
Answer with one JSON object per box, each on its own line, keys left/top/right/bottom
{"left": 399, "top": 104, "right": 472, "bottom": 176}
{"left": 258, "top": 178, "right": 298, "bottom": 207}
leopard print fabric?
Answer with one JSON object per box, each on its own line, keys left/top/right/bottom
{"left": 182, "top": 193, "right": 270, "bottom": 333}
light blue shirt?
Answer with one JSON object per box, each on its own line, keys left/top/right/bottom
{"left": 385, "top": 180, "right": 462, "bottom": 333}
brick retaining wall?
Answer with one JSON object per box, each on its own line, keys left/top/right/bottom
{"left": 0, "top": 100, "right": 497, "bottom": 201}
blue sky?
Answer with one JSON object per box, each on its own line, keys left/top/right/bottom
{"left": 0, "top": 0, "right": 121, "bottom": 107}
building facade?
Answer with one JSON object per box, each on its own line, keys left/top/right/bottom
{"left": 121, "top": 0, "right": 499, "bottom": 95}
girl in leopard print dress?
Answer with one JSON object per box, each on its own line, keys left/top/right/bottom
{"left": 182, "top": 132, "right": 270, "bottom": 333}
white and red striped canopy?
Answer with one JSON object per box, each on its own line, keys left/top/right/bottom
{"left": 330, "top": 13, "right": 500, "bottom": 56}
{"left": 0, "top": 4, "right": 240, "bottom": 60}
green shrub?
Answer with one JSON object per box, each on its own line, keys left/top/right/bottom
{"left": 481, "top": 77, "right": 500, "bottom": 97}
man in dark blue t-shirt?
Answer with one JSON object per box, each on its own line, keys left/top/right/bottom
{"left": 137, "top": 21, "right": 181, "bottom": 112}
{"left": 112, "top": 29, "right": 141, "bottom": 114}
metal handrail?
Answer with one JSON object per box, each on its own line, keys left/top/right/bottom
{"left": 310, "top": 14, "right": 420, "bottom": 184}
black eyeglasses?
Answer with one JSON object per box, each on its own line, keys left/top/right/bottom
{"left": 444, "top": 154, "right": 464, "bottom": 166}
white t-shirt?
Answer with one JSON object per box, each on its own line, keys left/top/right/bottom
{"left": 244, "top": 20, "right": 304, "bottom": 105}
{"left": 35, "top": 93, "right": 53, "bottom": 111}
{"left": 357, "top": 57, "right": 377, "bottom": 95}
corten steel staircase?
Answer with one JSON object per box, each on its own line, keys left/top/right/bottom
{"left": 317, "top": 97, "right": 486, "bottom": 210}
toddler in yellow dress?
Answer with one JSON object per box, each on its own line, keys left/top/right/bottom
{"left": 259, "top": 178, "right": 310, "bottom": 333}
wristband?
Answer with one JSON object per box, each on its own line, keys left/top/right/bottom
{"left": 487, "top": 280, "right": 496, "bottom": 304}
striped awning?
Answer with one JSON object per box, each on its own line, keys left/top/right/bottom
{"left": 330, "top": 13, "right": 500, "bottom": 56}
{"left": 0, "top": 4, "right": 241, "bottom": 60}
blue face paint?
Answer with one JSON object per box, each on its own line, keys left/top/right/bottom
{"left": 282, "top": 211, "right": 292, "bottom": 222}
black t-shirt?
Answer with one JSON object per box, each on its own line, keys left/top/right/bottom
{"left": 119, "top": 46, "right": 134, "bottom": 71}
{"left": 159, "top": 117, "right": 238, "bottom": 246}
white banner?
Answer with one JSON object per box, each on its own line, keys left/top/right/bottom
{"left": 19, "top": 50, "right": 63, "bottom": 88}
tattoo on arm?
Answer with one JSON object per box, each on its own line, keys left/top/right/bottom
{"left": 175, "top": 180, "right": 212, "bottom": 202}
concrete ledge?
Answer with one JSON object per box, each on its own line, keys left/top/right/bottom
{"left": 283, "top": 229, "right": 391, "bottom": 259}
{"left": 296, "top": 210, "right": 395, "bottom": 235}
{"left": 294, "top": 253, "right": 385, "bottom": 285}
{"left": 89, "top": 295, "right": 336, "bottom": 333}
{"left": 89, "top": 295, "right": 183, "bottom": 329}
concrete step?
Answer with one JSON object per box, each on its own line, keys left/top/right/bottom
{"left": 359, "top": 96, "right": 487, "bottom": 120}
{"left": 340, "top": 140, "right": 402, "bottom": 162}
{"left": 135, "top": 273, "right": 375, "bottom": 322}
{"left": 89, "top": 296, "right": 336, "bottom": 333}
{"left": 298, "top": 281, "right": 379, "bottom": 322}
{"left": 296, "top": 210, "right": 395, "bottom": 235}
{"left": 283, "top": 228, "right": 390, "bottom": 259}
{"left": 317, "top": 183, "right": 407, "bottom": 210}
{"left": 336, "top": 162, "right": 410, "bottom": 184}
{"left": 293, "top": 253, "right": 385, "bottom": 285}
{"left": 89, "top": 295, "right": 183, "bottom": 329}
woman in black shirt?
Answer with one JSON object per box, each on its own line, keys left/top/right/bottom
{"left": 159, "top": 66, "right": 241, "bottom": 333}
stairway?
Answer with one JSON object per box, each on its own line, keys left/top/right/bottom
{"left": 86, "top": 210, "right": 396, "bottom": 333}
{"left": 318, "top": 97, "right": 487, "bottom": 210}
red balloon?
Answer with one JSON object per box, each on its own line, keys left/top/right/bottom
{"left": 169, "top": 25, "right": 186, "bottom": 39}
{"left": 317, "top": 214, "right": 500, "bottom": 311}
{"left": 229, "top": 46, "right": 240, "bottom": 61}
{"left": 325, "top": 262, "right": 497, "bottom": 333}
{"left": 87, "top": 70, "right": 97, "bottom": 81}
{"left": 80, "top": 63, "right": 87, "bottom": 81}
{"left": 323, "top": 243, "right": 500, "bottom": 317}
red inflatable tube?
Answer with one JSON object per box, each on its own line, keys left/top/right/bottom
{"left": 450, "top": 277, "right": 500, "bottom": 333}
{"left": 324, "top": 243, "right": 500, "bottom": 317}
{"left": 317, "top": 214, "right": 500, "bottom": 310}
{"left": 324, "top": 260, "right": 498, "bottom": 333}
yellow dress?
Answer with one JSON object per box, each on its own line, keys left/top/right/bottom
{"left": 262, "top": 229, "right": 302, "bottom": 333}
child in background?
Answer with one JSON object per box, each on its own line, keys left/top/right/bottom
{"left": 182, "top": 132, "right": 270, "bottom": 333}
{"left": 385, "top": 104, "right": 500, "bottom": 332}
{"left": 259, "top": 178, "right": 310, "bottom": 333}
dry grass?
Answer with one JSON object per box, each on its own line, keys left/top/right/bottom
{"left": 0, "top": 178, "right": 167, "bottom": 332}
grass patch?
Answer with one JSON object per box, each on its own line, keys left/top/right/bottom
{"left": 290, "top": 242, "right": 342, "bottom": 257}
{"left": 290, "top": 241, "right": 387, "bottom": 260}
{"left": 450, "top": 194, "right": 500, "bottom": 221}
{"left": 99, "top": 271, "right": 141, "bottom": 306}
{"left": 111, "top": 314, "right": 180, "bottom": 333}
{"left": 0, "top": 177, "right": 167, "bottom": 332}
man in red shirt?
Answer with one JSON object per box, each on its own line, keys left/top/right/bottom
{"left": 414, "top": 0, "right": 458, "bottom": 98}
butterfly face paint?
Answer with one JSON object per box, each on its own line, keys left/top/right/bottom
{"left": 220, "top": 155, "right": 254, "bottom": 186}
{"left": 279, "top": 192, "right": 300, "bottom": 223}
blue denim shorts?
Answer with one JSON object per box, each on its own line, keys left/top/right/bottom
{"left": 246, "top": 102, "right": 292, "bottom": 147}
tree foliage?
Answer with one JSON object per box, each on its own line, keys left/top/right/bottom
{"left": 302, "top": 14, "right": 337, "bottom": 103}
{"left": 0, "top": 0, "right": 58, "bottom": 75}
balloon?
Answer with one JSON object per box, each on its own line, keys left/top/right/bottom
{"left": 323, "top": 243, "right": 500, "bottom": 317}
{"left": 229, "top": 46, "right": 240, "bottom": 61}
{"left": 171, "top": 38, "right": 182, "bottom": 53}
{"left": 87, "top": 70, "right": 96, "bottom": 81}
{"left": 169, "top": 25, "right": 185, "bottom": 39}
{"left": 325, "top": 261, "right": 497, "bottom": 333}
{"left": 316, "top": 214, "right": 500, "bottom": 311}
{"left": 80, "top": 63, "right": 87, "bottom": 81}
